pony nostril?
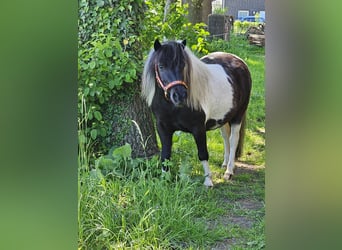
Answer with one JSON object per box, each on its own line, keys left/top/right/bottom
{"left": 172, "top": 92, "right": 179, "bottom": 102}
{"left": 170, "top": 88, "right": 187, "bottom": 106}
{"left": 180, "top": 91, "right": 187, "bottom": 99}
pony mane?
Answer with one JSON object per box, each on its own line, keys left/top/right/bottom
{"left": 141, "top": 49, "right": 156, "bottom": 106}
{"left": 142, "top": 41, "right": 211, "bottom": 112}
{"left": 183, "top": 47, "right": 210, "bottom": 111}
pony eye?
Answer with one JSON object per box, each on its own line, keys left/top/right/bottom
{"left": 158, "top": 64, "right": 164, "bottom": 70}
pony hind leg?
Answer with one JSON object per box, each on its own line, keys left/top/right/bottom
{"left": 224, "top": 122, "right": 242, "bottom": 180}
{"left": 220, "top": 123, "right": 231, "bottom": 168}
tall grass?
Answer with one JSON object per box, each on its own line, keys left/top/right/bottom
{"left": 79, "top": 167, "right": 227, "bottom": 249}
{"left": 78, "top": 35, "right": 265, "bottom": 249}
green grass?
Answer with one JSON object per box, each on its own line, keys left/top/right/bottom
{"left": 79, "top": 168, "right": 227, "bottom": 249}
{"left": 78, "top": 35, "right": 265, "bottom": 249}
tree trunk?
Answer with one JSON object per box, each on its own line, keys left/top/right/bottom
{"left": 201, "top": 0, "right": 212, "bottom": 24}
{"left": 187, "top": 0, "right": 203, "bottom": 24}
{"left": 106, "top": 83, "right": 159, "bottom": 158}
{"left": 184, "top": 0, "right": 212, "bottom": 24}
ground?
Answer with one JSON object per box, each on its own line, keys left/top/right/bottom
{"left": 209, "top": 162, "right": 265, "bottom": 249}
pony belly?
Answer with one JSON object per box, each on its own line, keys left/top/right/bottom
{"left": 205, "top": 95, "right": 233, "bottom": 121}
{"left": 206, "top": 118, "right": 227, "bottom": 130}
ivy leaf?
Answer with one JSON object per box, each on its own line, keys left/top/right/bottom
{"left": 100, "top": 128, "right": 107, "bottom": 137}
{"left": 96, "top": 0, "right": 104, "bottom": 7}
{"left": 129, "top": 68, "right": 136, "bottom": 76}
{"left": 89, "top": 61, "right": 96, "bottom": 69}
{"left": 88, "top": 111, "right": 93, "bottom": 120}
{"left": 109, "top": 80, "right": 115, "bottom": 89}
{"left": 125, "top": 74, "right": 133, "bottom": 83}
{"left": 81, "top": 63, "right": 89, "bottom": 70}
{"left": 90, "top": 129, "right": 97, "bottom": 140}
{"left": 112, "top": 143, "right": 132, "bottom": 160}
{"left": 84, "top": 87, "right": 90, "bottom": 96}
{"left": 109, "top": 78, "right": 121, "bottom": 89}
{"left": 94, "top": 111, "right": 102, "bottom": 121}
{"left": 104, "top": 48, "right": 112, "bottom": 57}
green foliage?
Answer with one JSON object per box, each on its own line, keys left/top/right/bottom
{"left": 254, "top": 12, "right": 261, "bottom": 21}
{"left": 207, "top": 35, "right": 264, "bottom": 58}
{"left": 91, "top": 143, "right": 162, "bottom": 181}
{"left": 142, "top": 0, "right": 210, "bottom": 54}
{"left": 79, "top": 162, "right": 227, "bottom": 249}
{"left": 234, "top": 20, "right": 264, "bottom": 34}
{"left": 213, "top": 7, "right": 228, "bottom": 15}
{"left": 78, "top": 0, "right": 146, "bottom": 153}
{"left": 95, "top": 143, "right": 135, "bottom": 178}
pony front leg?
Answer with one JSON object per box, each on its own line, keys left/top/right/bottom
{"left": 193, "top": 129, "right": 213, "bottom": 187}
{"left": 224, "top": 123, "right": 241, "bottom": 180}
{"left": 201, "top": 160, "right": 214, "bottom": 187}
{"left": 157, "top": 124, "right": 173, "bottom": 172}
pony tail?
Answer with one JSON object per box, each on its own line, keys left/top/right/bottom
{"left": 236, "top": 112, "right": 247, "bottom": 158}
{"left": 141, "top": 50, "right": 156, "bottom": 106}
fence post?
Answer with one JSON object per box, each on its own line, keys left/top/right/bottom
{"left": 208, "top": 14, "right": 225, "bottom": 40}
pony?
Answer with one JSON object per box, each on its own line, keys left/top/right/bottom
{"left": 142, "top": 39, "right": 252, "bottom": 187}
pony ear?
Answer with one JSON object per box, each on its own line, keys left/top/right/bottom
{"left": 181, "top": 39, "right": 186, "bottom": 47}
{"left": 154, "top": 39, "right": 162, "bottom": 51}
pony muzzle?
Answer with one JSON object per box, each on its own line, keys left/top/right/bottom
{"left": 162, "top": 80, "right": 188, "bottom": 101}
{"left": 169, "top": 84, "right": 188, "bottom": 106}
{"left": 154, "top": 63, "right": 188, "bottom": 101}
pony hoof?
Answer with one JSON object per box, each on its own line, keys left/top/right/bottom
{"left": 224, "top": 172, "right": 233, "bottom": 180}
{"left": 204, "top": 178, "right": 214, "bottom": 187}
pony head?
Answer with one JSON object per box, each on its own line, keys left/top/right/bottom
{"left": 153, "top": 39, "right": 189, "bottom": 107}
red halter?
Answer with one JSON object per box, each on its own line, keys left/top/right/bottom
{"left": 155, "top": 64, "right": 188, "bottom": 99}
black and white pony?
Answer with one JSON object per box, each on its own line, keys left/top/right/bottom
{"left": 142, "top": 39, "right": 252, "bottom": 187}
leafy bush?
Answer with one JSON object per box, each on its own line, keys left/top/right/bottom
{"left": 78, "top": 0, "right": 146, "bottom": 155}
{"left": 234, "top": 20, "right": 262, "bottom": 34}
{"left": 212, "top": 7, "right": 228, "bottom": 15}
{"left": 141, "top": 0, "right": 210, "bottom": 55}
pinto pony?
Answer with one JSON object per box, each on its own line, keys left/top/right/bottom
{"left": 142, "top": 39, "right": 252, "bottom": 186}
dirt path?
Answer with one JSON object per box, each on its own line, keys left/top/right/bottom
{"left": 210, "top": 162, "right": 265, "bottom": 249}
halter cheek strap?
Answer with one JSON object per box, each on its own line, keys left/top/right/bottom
{"left": 155, "top": 64, "right": 188, "bottom": 99}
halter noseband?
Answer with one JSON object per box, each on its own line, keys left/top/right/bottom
{"left": 155, "top": 63, "right": 188, "bottom": 99}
